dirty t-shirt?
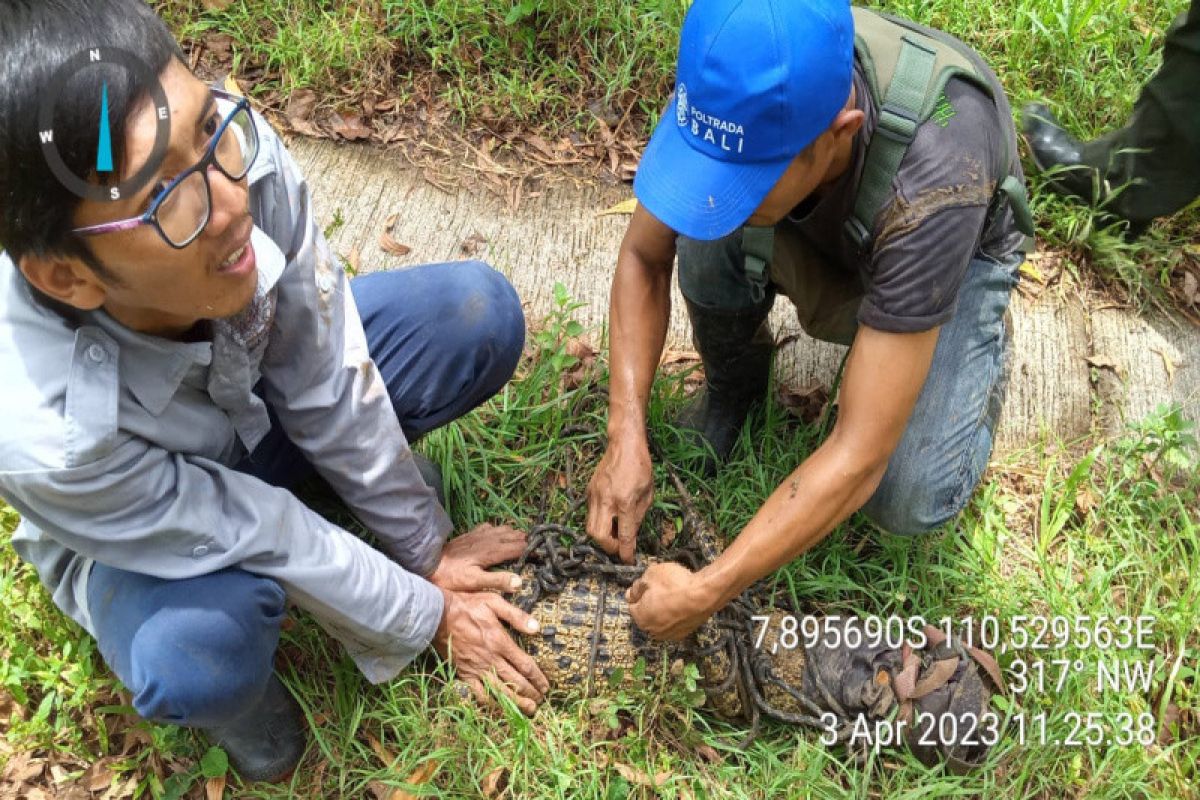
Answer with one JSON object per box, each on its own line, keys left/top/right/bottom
{"left": 787, "top": 58, "right": 1026, "bottom": 333}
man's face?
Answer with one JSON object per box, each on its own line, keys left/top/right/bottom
{"left": 68, "top": 58, "right": 258, "bottom": 337}
{"left": 744, "top": 92, "right": 864, "bottom": 228}
{"left": 745, "top": 132, "right": 840, "bottom": 228}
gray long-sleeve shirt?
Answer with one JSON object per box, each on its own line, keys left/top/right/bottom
{"left": 0, "top": 104, "right": 452, "bottom": 683}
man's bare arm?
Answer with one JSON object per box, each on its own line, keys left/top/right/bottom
{"left": 629, "top": 324, "right": 941, "bottom": 638}
{"left": 585, "top": 206, "right": 677, "bottom": 561}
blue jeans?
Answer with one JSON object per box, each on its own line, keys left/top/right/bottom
{"left": 678, "top": 231, "right": 1021, "bottom": 536}
{"left": 87, "top": 261, "right": 524, "bottom": 727}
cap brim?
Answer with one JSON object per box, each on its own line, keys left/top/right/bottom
{"left": 633, "top": 113, "right": 793, "bottom": 241}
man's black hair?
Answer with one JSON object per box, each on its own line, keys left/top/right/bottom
{"left": 0, "top": 0, "right": 184, "bottom": 279}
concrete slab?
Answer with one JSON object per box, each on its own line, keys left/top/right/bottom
{"left": 1090, "top": 309, "right": 1200, "bottom": 436}
{"left": 288, "top": 136, "right": 1200, "bottom": 452}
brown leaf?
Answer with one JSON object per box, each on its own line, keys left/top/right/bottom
{"left": 1183, "top": 271, "right": 1199, "bottom": 306}
{"left": 481, "top": 765, "right": 509, "bottom": 798}
{"left": 2, "top": 752, "right": 44, "bottom": 783}
{"left": 459, "top": 232, "right": 488, "bottom": 257}
{"left": 379, "top": 214, "right": 411, "bottom": 257}
{"left": 1074, "top": 485, "right": 1098, "bottom": 517}
{"left": 660, "top": 349, "right": 700, "bottom": 366}
{"left": 1085, "top": 354, "right": 1121, "bottom": 371}
{"left": 380, "top": 232, "right": 412, "bottom": 257}
{"left": 201, "top": 0, "right": 235, "bottom": 9}
{"left": 204, "top": 775, "right": 226, "bottom": 800}
{"left": 524, "top": 134, "right": 557, "bottom": 160}
{"left": 203, "top": 33, "right": 234, "bottom": 60}
{"left": 778, "top": 382, "right": 830, "bottom": 424}
{"left": 695, "top": 743, "right": 723, "bottom": 764}
{"left": 387, "top": 760, "right": 440, "bottom": 800}
{"left": 286, "top": 89, "right": 319, "bottom": 124}
{"left": 366, "top": 734, "right": 396, "bottom": 767}
{"left": 102, "top": 774, "right": 138, "bottom": 800}
{"left": 83, "top": 757, "right": 121, "bottom": 791}
{"left": 345, "top": 246, "right": 361, "bottom": 276}
{"left": 1157, "top": 701, "right": 1182, "bottom": 745}
{"left": 612, "top": 763, "right": 670, "bottom": 788}
{"left": 332, "top": 113, "right": 372, "bottom": 141}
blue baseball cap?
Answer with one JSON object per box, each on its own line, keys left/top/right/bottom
{"left": 634, "top": 0, "right": 855, "bottom": 241}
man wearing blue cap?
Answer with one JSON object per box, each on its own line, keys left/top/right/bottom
{"left": 585, "top": 0, "right": 1033, "bottom": 638}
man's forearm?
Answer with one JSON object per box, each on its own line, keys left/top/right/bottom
{"left": 697, "top": 434, "right": 887, "bottom": 609}
{"left": 607, "top": 249, "right": 673, "bottom": 440}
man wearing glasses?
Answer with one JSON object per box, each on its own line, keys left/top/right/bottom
{"left": 0, "top": 0, "right": 547, "bottom": 782}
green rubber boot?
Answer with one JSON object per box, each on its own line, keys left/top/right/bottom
{"left": 673, "top": 297, "right": 773, "bottom": 475}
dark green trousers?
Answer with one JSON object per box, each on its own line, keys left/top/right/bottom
{"left": 1082, "top": 0, "right": 1200, "bottom": 225}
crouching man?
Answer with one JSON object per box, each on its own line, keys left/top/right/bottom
{"left": 0, "top": 0, "right": 546, "bottom": 782}
{"left": 586, "top": 0, "right": 1034, "bottom": 639}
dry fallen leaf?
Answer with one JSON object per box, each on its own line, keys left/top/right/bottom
{"left": 286, "top": 88, "right": 319, "bottom": 124}
{"left": 1183, "top": 271, "right": 1199, "bottom": 306}
{"left": 597, "top": 198, "right": 638, "bottom": 217}
{"left": 379, "top": 214, "right": 412, "bottom": 257}
{"left": 332, "top": 113, "right": 372, "bottom": 141}
{"left": 1152, "top": 346, "right": 1177, "bottom": 384}
{"left": 459, "top": 231, "right": 488, "bottom": 257}
{"left": 388, "top": 760, "right": 440, "bottom": 800}
{"left": 222, "top": 73, "right": 243, "bottom": 97}
{"left": 2, "top": 753, "right": 45, "bottom": 784}
{"left": 613, "top": 763, "right": 671, "bottom": 788}
{"left": 82, "top": 757, "right": 121, "bottom": 792}
{"left": 660, "top": 349, "right": 700, "bottom": 367}
{"left": 201, "top": 0, "right": 235, "bottom": 9}
{"left": 366, "top": 734, "right": 396, "bottom": 768}
{"left": 204, "top": 775, "right": 225, "bottom": 800}
{"left": 481, "top": 765, "right": 509, "bottom": 798}
{"left": 1085, "top": 354, "right": 1121, "bottom": 372}
{"left": 345, "top": 245, "right": 361, "bottom": 276}
{"left": 1157, "top": 701, "right": 1182, "bottom": 745}
{"left": 778, "top": 382, "right": 830, "bottom": 424}
{"left": 695, "top": 744, "right": 723, "bottom": 764}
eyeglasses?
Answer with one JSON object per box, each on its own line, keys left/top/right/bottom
{"left": 72, "top": 87, "right": 259, "bottom": 249}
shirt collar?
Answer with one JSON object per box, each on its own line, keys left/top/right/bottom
{"left": 84, "top": 225, "right": 286, "bottom": 416}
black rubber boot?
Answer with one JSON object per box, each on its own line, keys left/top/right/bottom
{"left": 1021, "top": 103, "right": 1101, "bottom": 203}
{"left": 673, "top": 297, "right": 773, "bottom": 475}
{"left": 203, "top": 675, "right": 307, "bottom": 784}
{"left": 413, "top": 452, "right": 446, "bottom": 508}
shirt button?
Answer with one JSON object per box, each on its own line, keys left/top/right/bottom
{"left": 192, "top": 544, "right": 210, "bottom": 558}
{"left": 316, "top": 273, "right": 334, "bottom": 293}
{"left": 86, "top": 343, "right": 107, "bottom": 364}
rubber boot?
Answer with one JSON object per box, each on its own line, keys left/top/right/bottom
{"left": 673, "top": 297, "right": 773, "bottom": 475}
{"left": 203, "top": 674, "right": 307, "bottom": 783}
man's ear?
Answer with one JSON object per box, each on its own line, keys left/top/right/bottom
{"left": 18, "top": 253, "right": 108, "bottom": 311}
{"left": 832, "top": 107, "right": 866, "bottom": 142}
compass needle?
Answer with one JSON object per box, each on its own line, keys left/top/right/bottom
{"left": 97, "top": 81, "right": 114, "bottom": 174}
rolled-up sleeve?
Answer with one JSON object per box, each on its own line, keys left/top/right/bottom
{"left": 0, "top": 439, "right": 443, "bottom": 683}
{"left": 254, "top": 124, "right": 452, "bottom": 578}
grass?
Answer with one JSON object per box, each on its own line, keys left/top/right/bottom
{"left": 1, "top": 296, "right": 1197, "bottom": 798}
{"left": 155, "top": 0, "right": 1198, "bottom": 310}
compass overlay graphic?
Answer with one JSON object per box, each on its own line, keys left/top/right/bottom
{"left": 37, "top": 47, "right": 171, "bottom": 203}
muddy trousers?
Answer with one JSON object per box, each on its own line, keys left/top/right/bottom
{"left": 85, "top": 261, "right": 525, "bottom": 727}
{"left": 678, "top": 226, "right": 1023, "bottom": 536}
{"left": 1082, "top": 0, "right": 1200, "bottom": 225}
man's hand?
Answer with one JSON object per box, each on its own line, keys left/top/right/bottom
{"left": 433, "top": 588, "right": 549, "bottom": 715}
{"left": 428, "top": 524, "right": 527, "bottom": 593}
{"left": 627, "top": 562, "right": 717, "bottom": 640}
{"left": 586, "top": 436, "right": 653, "bottom": 563}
